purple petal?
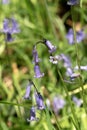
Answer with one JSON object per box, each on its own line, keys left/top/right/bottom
{"left": 72, "top": 96, "right": 83, "bottom": 107}
{"left": 35, "top": 92, "right": 45, "bottom": 110}
{"left": 43, "top": 39, "right": 56, "bottom": 54}
{"left": 34, "top": 64, "right": 44, "bottom": 78}
{"left": 23, "top": 84, "right": 32, "bottom": 99}
{"left": 27, "top": 107, "right": 38, "bottom": 122}
{"left": 52, "top": 96, "right": 66, "bottom": 114}
{"left": 67, "top": 0, "right": 79, "bottom": 5}
{"left": 32, "top": 47, "right": 41, "bottom": 64}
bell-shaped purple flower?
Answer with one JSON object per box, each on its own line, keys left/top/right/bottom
{"left": 32, "top": 47, "right": 41, "bottom": 64}
{"left": 11, "top": 18, "right": 20, "bottom": 34}
{"left": 35, "top": 92, "right": 45, "bottom": 110}
{"left": 1, "top": 18, "right": 20, "bottom": 42}
{"left": 23, "top": 82, "right": 32, "bottom": 99}
{"left": 34, "top": 64, "right": 44, "bottom": 78}
{"left": 67, "top": 0, "right": 79, "bottom": 5}
{"left": 66, "top": 28, "right": 85, "bottom": 44}
{"left": 66, "top": 29, "right": 74, "bottom": 44}
{"left": 76, "top": 30, "right": 85, "bottom": 43}
{"left": 60, "top": 54, "right": 72, "bottom": 68}
{"left": 27, "top": 107, "right": 38, "bottom": 122}
{"left": 72, "top": 96, "right": 83, "bottom": 107}
{"left": 43, "top": 39, "right": 56, "bottom": 54}
{"left": 52, "top": 96, "right": 66, "bottom": 114}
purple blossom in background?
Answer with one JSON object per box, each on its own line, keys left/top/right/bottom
{"left": 74, "top": 65, "right": 87, "bottom": 71}
{"left": 1, "top": 18, "right": 20, "bottom": 42}
{"left": 35, "top": 92, "right": 45, "bottom": 110}
{"left": 23, "top": 82, "right": 32, "bottom": 99}
{"left": 52, "top": 96, "right": 66, "bottom": 114}
{"left": 72, "top": 96, "right": 83, "bottom": 107}
{"left": 2, "top": 0, "right": 9, "bottom": 4}
{"left": 27, "top": 107, "right": 38, "bottom": 122}
{"left": 32, "top": 46, "right": 41, "bottom": 64}
{"left": 60, "top": 54, "right": 73, "bottom": 76}
{"left": 67, "top": 0, "right": 79, "bottom": 5}
{"left": 66, "top": 67, "right": 73, "bottom": 76}
{"left": 34, "top": 64, "right": 44, "bottom": 78}
{"left": 60, "top": 54, "right": 72, "bottom": 68}
{"left": 43, "top": 39, "right": 56, "bottom": 54}
{"left": 66, "top": 28, "right": 85, "bottom": 44}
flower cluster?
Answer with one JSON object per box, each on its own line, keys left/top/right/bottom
{"left": 66, "top": 28, "right": 85, "bottom": 44}
{"left": 32, "top": 39, "right": 57, "bottom": 78}
{"left": 23, "top": 80, "right": 45, "bottom": 121}
{"left": 1, "top": 18, "right": 20, "bottom": 42}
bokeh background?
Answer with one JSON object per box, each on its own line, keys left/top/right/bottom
{"left": 0, "top": 0, "right": 87, "bottom": 130}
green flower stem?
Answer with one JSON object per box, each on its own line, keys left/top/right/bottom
{"left": 50, "top": 108, "right": 62, "bottom": 130}
{"left": 56, "top": 65, "right": 80, "bottom": 130}
{"left": 0, "top": 101, "right": 31, "bottom": 108}
{"left": 71, "top": 6, "right": 87, "bottom": 115}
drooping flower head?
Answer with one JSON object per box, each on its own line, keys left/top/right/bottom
{"left": 35, "top": 92, "right": 45, "bottom": 110}
{"left": 27, "top": 107, "right": 38, "bottom": 122}
{"left": 52, "top": 96, "right": 66, "bottom": 114}
{"left": 34, "top": 64, "right": 44, "bottom": 78}
{"left": 66, "top": 28, "right": 85, "bottom": 44}
{"left": 67, "top": 0, "right": 79, "bottom": 5}
{"left": 43, "top": 39, "right": 57, "bottom": 54}
{"left": 32, "top": 46, "right": 41, "bottom": 64}
{"left": 23, "top": 81, "right": 33, "bottom": 99}
{"left": 72, "top": 96, "right": 83, "bottom": 107}
{"left": 1, "top": 18, "right": 20, "bottom": 42}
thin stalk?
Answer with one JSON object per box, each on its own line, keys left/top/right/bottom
{"left": 56, "top": 65, "right": 80, "bottom": 130}
{"left": 71, "top": 7, "right": 87, "bottom": 115}
{"left": 29, "top": 79, "right": 39, "bottom": 93}
{"left": 50, "top": 109, "right": 63, "bottom": 130}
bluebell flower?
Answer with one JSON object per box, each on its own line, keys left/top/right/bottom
{"left": 60, "top": 54, "right": 72, "bottom": 68}
{"left": 66, "top": 28, "right": 85, "bottom": 44}
{"left": 72, "top": 96, "right": 83, "bottom": 107}
{"left": 43, "top": 39, "right": 56, "bottom": 54}
{"left": 23, "top": 82, "right": 33, "bottom": 99}
{"left": 35, "top": 92, "right": 45, "bottom": 110}
{"left": 34, "top": 64, "right": 44, "bottom": 78}
{"left": 49, "top": 55, "right": 62, "bottom": 64}
{"left": 32, "top": 46, "right": 41, "bottom": 64}
{"left": 74, "top": 65, "right": 87, "bottom": 71}
{"left": 70, "top": 73, "right": 80, "bottom": 80}
{"left": 67, "top": 0, "right": 79, "bottom": 5}
{"left": 1, "top": 18, "right": 20, "bottom": 42}
{"left": 52, "top": 96, "right": 66, "bottom": 114}
{"left": 27, "top": 107, "right": 38, "bottom": 122}
{"left": 2, "top": 0, "right": 9, "bottom": 4}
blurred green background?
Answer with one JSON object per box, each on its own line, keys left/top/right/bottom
{"left": 0, "top": 0, "right": 87, "bottom": 130}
